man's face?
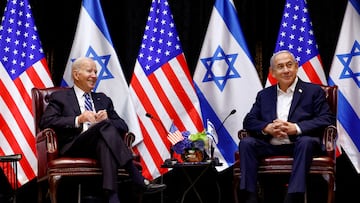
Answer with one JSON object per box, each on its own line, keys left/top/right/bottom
{"left": 270, "top": 52, "right": 298, "bottom": 90}
{"left": 73, "top": 60, "right": 97, "bottom": 92}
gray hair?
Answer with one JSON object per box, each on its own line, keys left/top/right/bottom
{"left": 270, "top": 50, "right": 297, "bottom": 69}
{"left": 71, "top": 57, "right": 93, "bottom": 71}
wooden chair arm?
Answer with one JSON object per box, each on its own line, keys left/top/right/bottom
{"left": 124, "top": 132, "right": 136, "bottom": 148}
{"left": 322, "top": 125, "right": 337, "bottom": 157}
{"left": 238, "top": 129, "right": 249, "bottom": 140}
{"left": 36, "top": 128, "right": 58, "bottom": 182}
{"left": 125, "top": 132, "right": 142, "bottom": 170}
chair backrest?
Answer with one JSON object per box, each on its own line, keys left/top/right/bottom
{"left": 31, "top": 87, "right": 70, "bottom": 134}
{"left": 320, "top": 85, "right": 338, "bottom": 116}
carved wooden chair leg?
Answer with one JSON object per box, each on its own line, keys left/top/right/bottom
{"left": 232, "top": 177, "right": 239, "bottom": 203}
{"left": 49, "top": 175, "right": 61, "bottom": 203}
{"left": 327, "top": 175, "right": 335, "bottom": 203}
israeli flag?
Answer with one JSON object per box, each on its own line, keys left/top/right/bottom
{"left": 61, "top": 0, "right": 142, "bottom": 144}
{"left": 193, "top": 0, "right": 262, "bottom": 171}
{"left": 206, "top": 119, "right": 218, "bottom": 144}
{"left": 328, "top": 0, "right": 360, "bottom": 173}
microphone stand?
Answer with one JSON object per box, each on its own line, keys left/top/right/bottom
{"left": 145, "top": 113, "right": 176, "bottom": 162}
{"left": 209, "top": 109, "right": 237, "bottom": 163}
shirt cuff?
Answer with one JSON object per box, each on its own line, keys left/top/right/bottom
{"left": 295, "top": 124, "right": 302, "bottom": 135}
{"left": 75, "top": 116, "right": 80, "bottom": 128}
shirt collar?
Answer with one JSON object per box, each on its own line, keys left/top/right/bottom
{"left": 277, "top": 77, "right": 298, "bottom": 94}
{"left": 73, "top": 85, "right": 89, "bottom": 100}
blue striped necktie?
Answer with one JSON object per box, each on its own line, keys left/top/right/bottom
{"left": 84, "top": 93, "right": 93, "bottom": 111}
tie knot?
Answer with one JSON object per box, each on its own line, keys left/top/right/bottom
{"left": 84, "top": 92, "right": 91, "bottom": 99}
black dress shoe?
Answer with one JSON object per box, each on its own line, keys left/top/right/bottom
{"left": 142, "top": 179, "right": 167, "bottom": 194}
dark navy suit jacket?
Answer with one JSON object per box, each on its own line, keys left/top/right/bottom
{"left": 39, "top": 87, "right": 129, "bottom": 154}
{"left": 243, "top": 79, "right": 335, "bottom": 142}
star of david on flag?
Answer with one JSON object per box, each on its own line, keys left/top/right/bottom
{"left": 337, "top": 40, "right": 360, "bottom": 87}
{"left": 329, "top": 0, "right": 360, "bottom": 173}
{"left": 193, "top": 0, "right": 262, "bottom": 171}
{"left": 61, "top": 0, "right": 142, "bottom": 144}
{"left": 201, "top": 46, "right": 241, "bottom": 91}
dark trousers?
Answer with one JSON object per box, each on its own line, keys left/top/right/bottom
{"left": 62, "top": 120, "right": 133, "bottom": 191}
{"left": 238, "top": 135, "right": 321, "bottom": 194}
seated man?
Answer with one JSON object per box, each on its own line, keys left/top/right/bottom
{"left": 238, "top": 50, "right": 335, "bottom": 203}
{"left": 40, "top": 57, "right": 166, "bottom": 203}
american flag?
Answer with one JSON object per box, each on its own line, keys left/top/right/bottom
{"left": 167, "top": 131, "right": 184, "bottom": 146}
{"left": 265, "top": 0, "right": 327, "bottom": 87}
{"left": 0, "top": 0, "right": 53, "bottom": 186}
{"left": 129, "top": 0, "right": 204, "bottom": 180}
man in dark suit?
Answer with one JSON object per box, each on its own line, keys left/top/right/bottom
{"left": 40, "top": 57, "right": 166, "bottom": 203}
{"left": 238, "top": 50, "right": 335, "bottom": 203}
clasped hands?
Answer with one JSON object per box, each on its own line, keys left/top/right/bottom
{"left": 263, "top": 119, "right": 297, "bottom": 138}
{"left": 78, "top": 109, "right": 108, "bottom": 124}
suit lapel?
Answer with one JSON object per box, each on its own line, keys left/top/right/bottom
{"left": 288, "top": 81, "right": 304, "bottom": 119}
{"left": 69, "top": 88, "right": 81, "bottom": 115}
{"left": 269, "top": 86, "right": 278, "bottom": 118}
{"left": 91, "top": 93, "right": 102, "bottom": 112}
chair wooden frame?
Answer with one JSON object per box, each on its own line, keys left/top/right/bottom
{"left": 32, "top": 87, "right": 140, "bottom": 203}
{"left": 233, "top": 85, "right": 338, "bottom": 203}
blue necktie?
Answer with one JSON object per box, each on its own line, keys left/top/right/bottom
{"left": 84, "top": 93, "right": 93, "bottom": 111}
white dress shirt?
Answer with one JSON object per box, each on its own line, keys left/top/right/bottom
{"left": 270, "top": 78, "right": 301, "bottom": 145}
{"left": 73, "top": 85, "right": 94, "bottom": 132}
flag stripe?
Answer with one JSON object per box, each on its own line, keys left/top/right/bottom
{"left": 148, "top": 66, "right": 183, "bottom": 130}
{"left": 328, "top": 0, "right": 360, "bottom": 171}
{"left": 165, "top": 55, "right": 203, "bottom": 130}
{"left": 130, "top": 73, "right": 171, "bottom": 176}
{"left": 0, "top": 80, "right": 36, "bottom": 155}
{"left": 131, "top": 74, "right": 169, "bottom": 137}
{"left": 0, "top": 116, "right": 35, "bottom": 183}
{"left": 138, "top": 120, "right": 168, "bottom": 175}
{"left": 301, "top": 58, "right": 322, "bottom": 84}
{"left": 14, "top": 78, "right": 32, "bottom": 114}
{"left": 1, "top": 73, "right": 42, "bottom": 185}
{"left": 194, "top": 84, "right": 238, "bottom": 163}
{"left": 130, "top": 0, "right": 203, "bottom": 180}
{"left": 167, "top": 130, "right": 184, "bottom": 145}
{"left": 216, "top": 0, "right": 252, "bottom": 59}
{"left": 193, "top": 0, "right": 263, "bottom": 171}
{"left": 0, "top": 0, "right": 54, "bottom": 186}
{"left": 337, "top": 91, "right": 360, "bottom": 149}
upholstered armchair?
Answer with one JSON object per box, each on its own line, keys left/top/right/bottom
{"left": 233, "top": 85, "right": 338, "bottom": 203}
{"left": 32, "top": 87, "right": 141, "bottom": 203}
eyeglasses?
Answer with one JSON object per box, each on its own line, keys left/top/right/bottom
{"left": 273, "top": 61, "right": 296, "bottom": 71}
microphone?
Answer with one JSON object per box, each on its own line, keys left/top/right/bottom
{"left": 145, "top": 112, "right": 176, "bottom": 161}
{"left": 216, "top": 109, "right": 237, "bottom": 132}
{"left": 207, "top": 109, "right": 236, "bottom": 160}
{"left": 145, "top": 113, "right": 168, "bottom": 134}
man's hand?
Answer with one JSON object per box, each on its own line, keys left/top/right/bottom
{"left": 264, "top": 119, "right": 298, "bottom": 137}
{"left": 78, "top": 110, "right": 97, "bottom": 124}
{"left": 95, "top": 110, "right": 108, "bottom": 122}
